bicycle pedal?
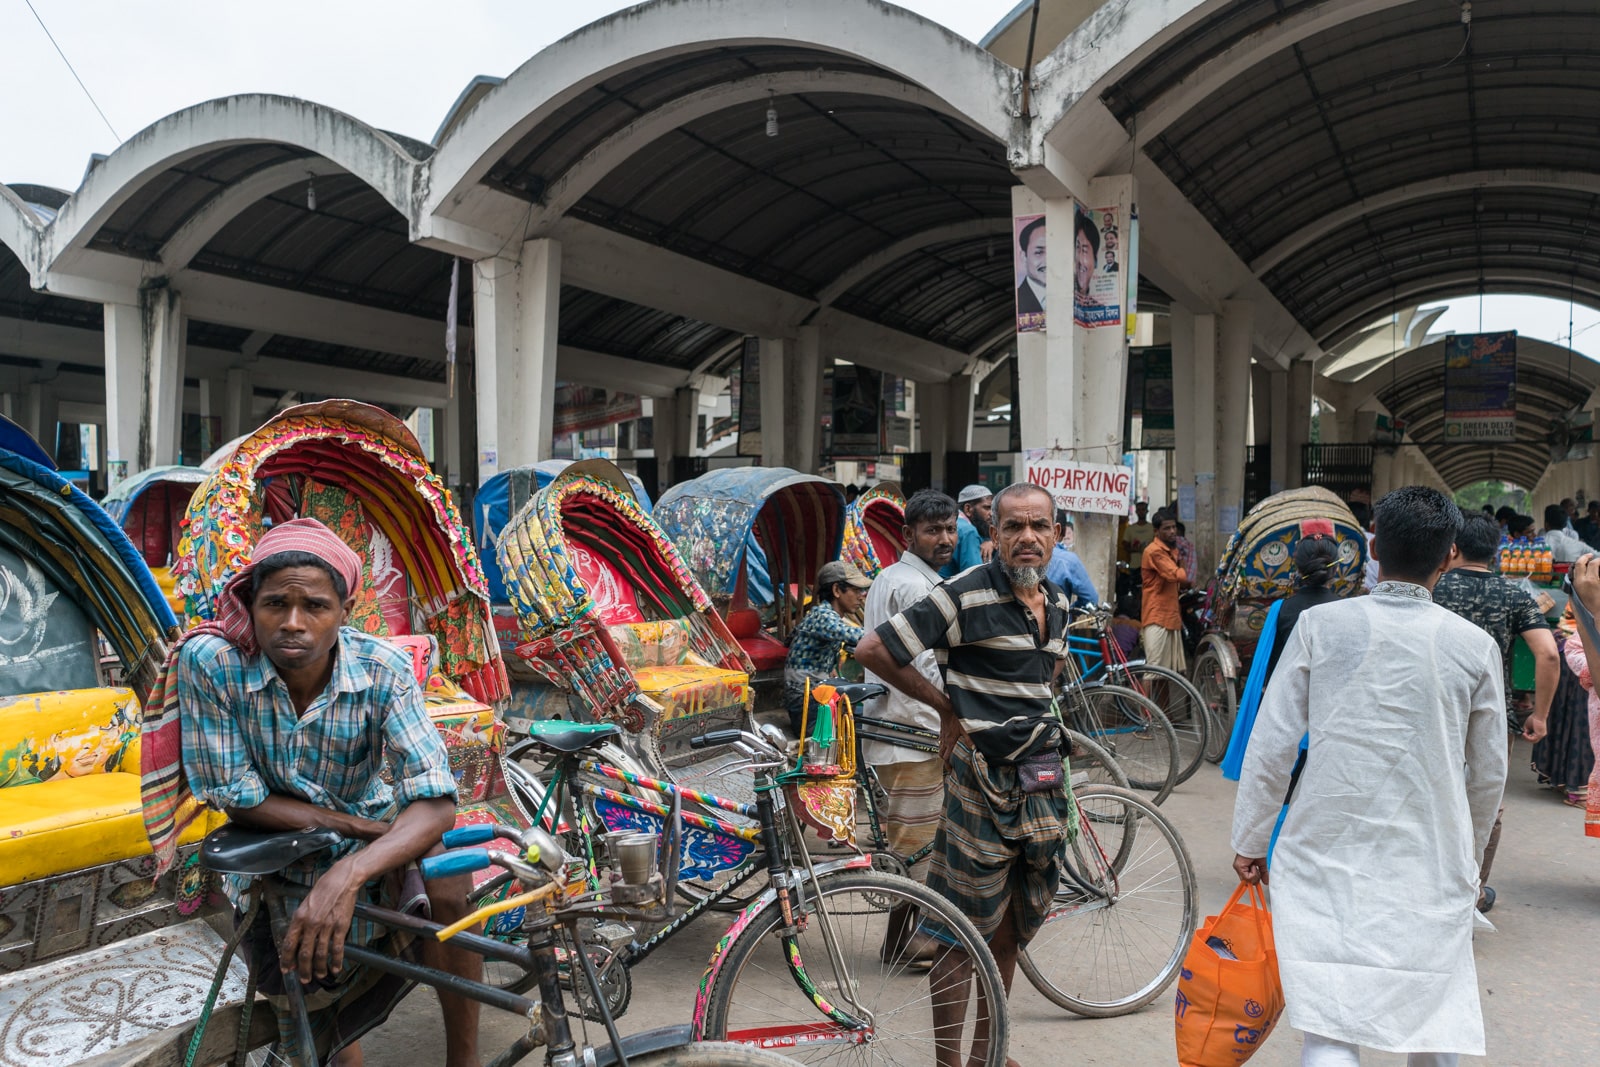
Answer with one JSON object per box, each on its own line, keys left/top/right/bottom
{"left": 592, "top": 921, "right": 635, "bottom": 949}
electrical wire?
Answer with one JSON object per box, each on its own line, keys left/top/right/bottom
{"left": 22, "top": 0, "right": 121, "bottom": 142}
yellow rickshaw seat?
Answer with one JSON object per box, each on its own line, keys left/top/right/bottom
{"left": 0, "top": 773, "right": 224, "bottom": 885}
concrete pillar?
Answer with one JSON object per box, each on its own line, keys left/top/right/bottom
{"left": 786, "top": 326, "right": 822, "bottom": 473}
{"left": 757, "top": 337, "right": 788, "bottom": 468}
{"left": 1017, "top": 174, "right": 1136, "bottom": 591}
{"left": 1371, "top": 449, "right": 1394, "bottom": 501}
{"left": 1268, "top": 369, "right": 1289, "bottom": 495}
{"left": 1010, "top": 186, "right": 1076, "bottom": 453}
{"left": 1172, "top": 306, "right": 1219, "bottom": 574}
{"left": 1286, "top": 360, "right": 1315, "bottom": 489}
{"left": 1215, "top": 300, "right": 1254, "bottom": 546}
{"left": 21, "top": 383, "right": 59, "bottom": 461}
{"left": 223, "top": 368, "right": 251, "bottom": 441}
{"left": 1249, "top": 364, "right": 1271, "bottom": 449}
{"left": 652, "top": 390, "right": 678, "bottom": 490}
{"left": 947, "top": 372, "right": 975, "bottom": 454}
{"left": 921, "top": 381, "right": 949, "bottom": 488}
{"left": 104, "top": 286, "right": 187, "bottom": 484}
{"left": 472, "top": 239, "right": 561, "bottom": 482}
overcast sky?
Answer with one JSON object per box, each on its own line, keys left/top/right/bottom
{"left": 2, "top": 0, "right": 1021, "bottom": 192}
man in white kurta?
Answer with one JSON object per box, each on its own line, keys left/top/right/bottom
{"left": 1231, "top": 486, "right": 1507, "bottom": 1065}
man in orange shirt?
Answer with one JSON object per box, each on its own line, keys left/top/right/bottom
{"left": 1141, "top": 507, "right": 1188, "bottom": 672}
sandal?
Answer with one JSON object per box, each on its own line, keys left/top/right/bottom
{"left": 1564, "top": 791, "right": 1587, "bottom": 808}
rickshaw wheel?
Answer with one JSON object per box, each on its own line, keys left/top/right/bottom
{"left": 1191, "top": 647, "right": 1236, "bottom": 762}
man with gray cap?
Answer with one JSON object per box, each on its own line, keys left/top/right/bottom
{"left": 784, "top": 559, "right": 872, "bottom": 735}
{"left": 942, "top": 484, "right": 994, "bottom": 577}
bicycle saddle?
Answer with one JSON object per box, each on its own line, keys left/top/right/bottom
{"left": 522, "top": 719, "right": 622, "bottom": 753}
{"left": 824, "top": 680, "right": 888, "bottom": 706}
{"left": 199, "top": 825, "right": 345, "bottom": 875}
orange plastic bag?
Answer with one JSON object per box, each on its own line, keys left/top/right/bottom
{"left": 1173, "top": 881, "right": 1286, "bottom": 1067}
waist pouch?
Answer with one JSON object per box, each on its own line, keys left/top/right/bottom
{"left": 1016, "top": 748, "right": 1065, "bottom": 794}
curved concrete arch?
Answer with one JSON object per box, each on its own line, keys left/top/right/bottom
{"left": 1318, "top": 273, "right": 1600, "bottom": 350}
{"left": 43, "top": 94, "right": 425, "bottom": 273}
{"left": 424, "top": 0, "right": 1018, "bottom": 219}
{"left": 0, "top": 185, "right": 43, "bottom": 267}
{"left": 1031, "top": 0, "right": 1412, "bottom": 159}
{"left": 1337, "top": 335, "right": 1600, "bottom": 415}
{"left": 158, "top": 157, "right": 349, "bottom": 271}
{"left": 1252, "top": 170, "right": 1600, "bottom": 276}
{"left": 525, "top": 69, "right": 969, "bottom": 237}
{"left": 815, "top": 218, "right": 1011, "bottom": 307}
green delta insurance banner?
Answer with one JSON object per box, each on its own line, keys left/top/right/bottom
{"left": 1443, "top": 332, "right": 1516, "bottom": 443}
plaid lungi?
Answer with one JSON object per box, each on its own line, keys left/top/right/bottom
{"left": 920, "top": 738, "right": 1070, "bottom": 947}
{"left": 874, "top": 757, "right": 946, "bottom": 883}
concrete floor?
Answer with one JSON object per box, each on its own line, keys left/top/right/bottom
{"left": 363, "top": 742, "right": 1599, "bottom": 1065}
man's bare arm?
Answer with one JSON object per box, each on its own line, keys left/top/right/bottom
{"left": 856, "top": 630, "right": 964, "bottom": 759}
{"left": 277, "top": 796, "right": 457, "bottom": 982}
{"left": 1521, "top": 626, "right": 1559, "bottom": 742}
{"left": 227, "top": 794, "right": 392, "bottom": 842}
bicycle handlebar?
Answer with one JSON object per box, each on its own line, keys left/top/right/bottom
{"left": 422, "top": 848, "right": 492, "bottom": 880}
{"left": 690, "top": 729, "right": 743, "bottom": 749}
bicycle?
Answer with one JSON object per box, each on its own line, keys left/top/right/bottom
{"left": 1067, "top": 603, "right": 1210, "bottom": 786}
{"left": 1056, "top": 657, "right": 1180, "bottom": 804}
{"left": 193, "top": 823, "right": 803, "bottom": 1067}
{"left": 478, "top": 717, "right": 1011, "bottom": 1067}
{"left": 844, "top": 682, "right": 1195, "bottom": 1018}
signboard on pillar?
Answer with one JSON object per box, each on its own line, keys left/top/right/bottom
{"left": 1443, "top": 331, "right": 1517, "bottom": 442}
{"left": 737, "top": 337, "right": 762, "bottom": 458}
{"left": 1021, "top": 450, "right": 1134, "bottom": 517}
{"left": 1074, "top": 205, "right": 1122, "bottom": 329}
{"left": 1013, "top": 213, "right": 1046, "bottom": 333}
{"left": 1141, "top": 347, "right": 1175, "bottom": 448}
{"left": 829, "top": 362, "right": 883, "bottom": 457}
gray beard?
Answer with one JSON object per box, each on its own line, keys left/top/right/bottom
{"left": 1003, "top": 562, "right": 1046, "bottom": 589}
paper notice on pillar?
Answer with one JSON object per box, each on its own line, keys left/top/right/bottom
{"left": 1074, "top": 205, "right": 1122, "bottom": 329}
{"left": 1013, "top": 213, "right": 1046, "bottom": 333}
{"left": 1023, "top": 450, "right": 1133, "bottom": 517}
{"left": 1443, "top": 331, "right": 1517, "bottom": 442}
{"left": 553, "top": 385, "right": 643, "bottom": 436}
{"left": 1124, "top": 206, "right": 1140, "bottom": 339}
{"left": 1177, "top": 485, "right": 1196, "bottom": 523}
{"left": 1218, "top": 505, "right": 1240, "bottom": 536}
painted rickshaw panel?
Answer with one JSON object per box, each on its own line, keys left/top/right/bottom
{"left": 841, "top": 485, "right": 906, "bottom": 579}
{"left": 476, "top": 459, "right": 653, "bottom": 607}
{"left": 1209, "top": 486, "right": 1368, "bottom": 668}
{"left": 0, "top": 416, "right": 229, "bottom": 987}
{"left": 101, "top": 464, "right": 209, "bottom": 615}
{"left": 496, "top": 470, "right": 755, "bottom": 801}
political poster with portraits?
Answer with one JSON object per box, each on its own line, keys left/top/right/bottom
{"left": 1074, "top": 205, "right": 1122, "bottom": 329}
{"left": 1013, "top": 213, "right": 1046, "bottom": 333}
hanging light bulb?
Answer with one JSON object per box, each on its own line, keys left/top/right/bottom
{"left": 306, "top": 175, "right": 317, "bottom": 212}
{"left": 765, "top": 93, "right": 779, "bottom": 138}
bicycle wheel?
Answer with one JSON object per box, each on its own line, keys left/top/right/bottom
{"left": 1190, "top": 647, "right": 1237, "bottom": 763}
{"left": 1063, "top": 728, "right": 1131, "bottom": 792}
{"left": 1020, "top": 784, "right": 1197, "bottom": 1018}
{"left": 1113, "top": 664, "right": 1208, "bottom": 786}
{"left": 1069, "top": 684, "right": 1178, "bottom": 804}
{"left": 701, "top": 869, "right": 1008, "bottom": 1067}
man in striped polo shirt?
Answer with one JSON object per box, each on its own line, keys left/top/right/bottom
{"left": 856, "top": 482, "right": 1073, "bottom": 1067}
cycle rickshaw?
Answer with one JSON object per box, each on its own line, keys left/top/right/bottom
{"left": 1189, "top": 486, "right": 1368, "bottom": 754}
